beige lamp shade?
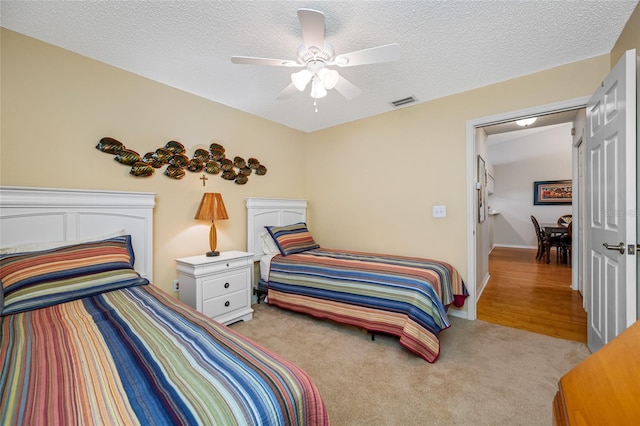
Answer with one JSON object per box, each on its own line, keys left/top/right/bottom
{"left": 194, "top": 193, "right": 228, "bottom": 256}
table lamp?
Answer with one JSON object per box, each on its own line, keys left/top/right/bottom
{"left": 194, "top": 193, "right": 229, "bottom": 256}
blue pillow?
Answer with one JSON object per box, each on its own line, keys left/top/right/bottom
{"left": 0, "top": 235, "right": 149, "bottom": 315}
{"left": 266, "top": 223, "right": 320, "bottom": 256}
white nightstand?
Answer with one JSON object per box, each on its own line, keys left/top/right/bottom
{"left": 176, "top": 251, "right": 253, "bottom": 325}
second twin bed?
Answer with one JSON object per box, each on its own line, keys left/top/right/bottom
{"left": 247, "top": 198, "right": 468, "bottom": 363}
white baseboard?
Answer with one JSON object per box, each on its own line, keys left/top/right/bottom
{"left": 448, "top": 308, "right": 468, "bottom": 320}
{"left": 476, "top": 272, "right": 490, "bottom": 300}
{"left": 493, "top": 243, "right": 537, "bottom": 250}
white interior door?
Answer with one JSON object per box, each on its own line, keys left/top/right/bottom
{"left": 586, "top": 49, "right": 637, "bottom": 353}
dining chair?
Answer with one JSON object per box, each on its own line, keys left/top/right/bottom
{"left": 558, "top": 214, "right": 572, "bottom": 226}
{"left": 531, "top": 215, "right": 544, "bottom": 260}
{"left": 560, "top": 222, "right": 572, "bottom": 264}
{"left": 531, "top": 215, "right": 564, "bottom": 263}
{"left": 531, "top": 215, "right": 546, "bottom": 261}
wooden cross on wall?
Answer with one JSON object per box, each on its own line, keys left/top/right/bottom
{"left": 200, "top": 174, "right": 208, "bottom": 186}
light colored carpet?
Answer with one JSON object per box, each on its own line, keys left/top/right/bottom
{"left": 230, "top": 303, "right": 591, "bottom": 426}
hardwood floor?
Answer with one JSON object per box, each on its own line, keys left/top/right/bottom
{"left": 477, "top": 246, "right": 587, "bottom": 343}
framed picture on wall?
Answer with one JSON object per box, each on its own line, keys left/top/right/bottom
{"left": 478, "top": 155, "right": 486, "bottom": 222}
{"left": 533, "top": 180, "right": 572, "bottom": 205}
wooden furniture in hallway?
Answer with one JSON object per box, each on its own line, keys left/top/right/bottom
{"left": 478, "top": 246, "right": 586, "bottom": 343}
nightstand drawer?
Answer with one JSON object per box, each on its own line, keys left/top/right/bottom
{"left": 202, "top": 270, "right": 248, "bottom": 299}
{"left": 201, "top": 257, "right": 249, "bottom": 274}
{"left": 178, "top": 258, "right": 250, "bottom": 277}
{"left": 202, "top": 290, "right": 248, "bottom": 319}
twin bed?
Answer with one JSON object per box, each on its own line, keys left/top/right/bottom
{"left": 246, "top": 198, "right": 468, "bottom": 363}
{"left": 0, "top": 187, "right": 328, "bottom": 425}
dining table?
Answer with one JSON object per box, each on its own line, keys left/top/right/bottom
{"left": 540, "top": 222, "right": 570, "bottom": 264}
{"left": 541, "top": 223, "right": 569, "bottom": 236}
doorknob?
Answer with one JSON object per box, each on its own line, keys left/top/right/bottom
{"left": 603, "top": 242, "right": 625, "bottom": 254}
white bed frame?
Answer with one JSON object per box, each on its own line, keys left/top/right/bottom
{"left": 246, "top": 197, "right": 307, "bottom": 262}
{"left": 0, "top": 186, "right": 156, "bottom": 281}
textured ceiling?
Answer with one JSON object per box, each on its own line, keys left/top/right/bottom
{"left": 1, "top": 1, "right": 637, "bottom": 133}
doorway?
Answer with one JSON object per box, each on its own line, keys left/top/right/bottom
{"left": 465, "top": 97, "right": 589, "bottom": 321}
{"left": 474, "top": 108, "right": 585, "bottom": 339}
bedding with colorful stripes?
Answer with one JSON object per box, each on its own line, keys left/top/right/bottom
{"left": 0, "top": 284, "right": 329, "bottom": 425}
{"left": 265, "top": 248, "right": 468, "bottom": 363}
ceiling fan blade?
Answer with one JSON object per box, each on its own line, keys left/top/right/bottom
{"left": 334, "top": 75, "right": 362, "bottom": 100}
{"left": 334, "top": 43, "right": 400, "bottom": 67}
{"left": 276, "top": 83, "right": 299, "bottom": 100}
{"left": 231, "top": 56, "right": 301, "bottom": 67}
{"left": 297, "top": 8, "right": 325, "bottom": 50}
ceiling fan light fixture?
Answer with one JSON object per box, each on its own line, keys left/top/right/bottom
{"left": 291, "top": 69, "right": 312, "bottom": 91}
{"left": 310, "top": 77, "right": 327, "bottom": 98}
{"left": 516, "top": 117, "right": 537, "bottom": 127}
{"left": 318, "top": 68, "right": 339, "bottom": 90}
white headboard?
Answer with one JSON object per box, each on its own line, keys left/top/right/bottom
{"left": 0, "top": 186, "right": 156, "bottom": 281}
{"left": 246, "top": 197, "right": 307, "bottom": 262}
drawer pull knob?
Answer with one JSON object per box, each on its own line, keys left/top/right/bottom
{"left": 224, "top": 282, "right": 230, "bottom": 289}
{"left": 225, "top": 301, "right": 230, "bottom": 307}
{"left": 226, "top": 263, "right": 230, "bottom": 267}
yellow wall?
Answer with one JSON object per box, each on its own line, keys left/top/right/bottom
{"left": 306, "top": 55, "right": 610, "bottom": 288}
{"left": 611, "top": 3, "right": 640, "bottom": 67}
{"left": 0, "top": 29, "right": 307, "bottom": 293}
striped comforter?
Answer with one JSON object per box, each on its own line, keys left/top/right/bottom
{"left": 266, "top": 248, "right": 468, "bottom": 363}
{"left": 0, "top": 285, "right": 328, "bottom": 425}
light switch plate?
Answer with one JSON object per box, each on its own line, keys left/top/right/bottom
{"left": 432, "top": 205, "right": 446, "bottom": 218}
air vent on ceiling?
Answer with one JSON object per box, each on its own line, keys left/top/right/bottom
{"left": 390, "top": 96, "right": 417, "bottom": 108}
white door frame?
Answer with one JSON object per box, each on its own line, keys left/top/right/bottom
{"left": 573, "top": 136, "right": 586, "bottom": 299}
{"left": 571, "top": 135, "right": 587, "bottom": 294}
{"left": 466, "top": 96, "right": 589, "bottom": 320}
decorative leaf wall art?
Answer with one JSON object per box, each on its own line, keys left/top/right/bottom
{"left": 96, "top": 137, "right": 267, "bottom": 185}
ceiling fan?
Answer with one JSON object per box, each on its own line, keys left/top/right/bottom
{"left": 231, "top": 8, "right": 400, "bottom": 100}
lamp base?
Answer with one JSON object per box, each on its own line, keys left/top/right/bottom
{"left": 206, "top": 251, "right": 220, "bottom": 257}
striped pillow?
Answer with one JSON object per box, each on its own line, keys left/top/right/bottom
{"left": 0, "top": 235, "right": 149, "bottom": 315}
{"left": 266, "top": 223, "right": 320, "bottom": 256}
